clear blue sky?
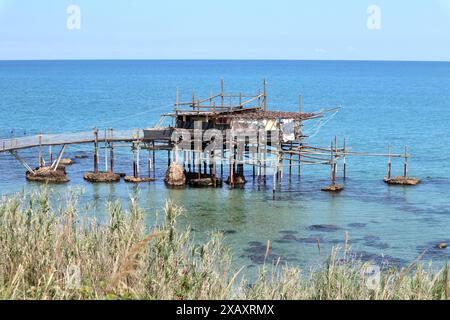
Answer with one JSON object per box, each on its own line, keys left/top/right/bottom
{"left": 0, "top": 0, "right": 449, "bottom": 60}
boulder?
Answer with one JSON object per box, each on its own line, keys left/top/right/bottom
{"left": 83, "top": 172, "right": 120, "bottom": 183}
{"left": 225, "top": 175, "right": 246, "bottom": 185}
{"left": 26, "top": 166, "right": 69, "bottom": 183}
{"left": 384, "top": 176, "right": 420, "bottom": 186}
{"left": 164, "top": 163, "right": 186, "bottom": 187}
{"left": 321, "top": 184, "right": 344, "bottom": 192}
{"left": 59, "top": 158, "right": 73, "bottom": 165}
{"left": 124, "top": 176, "right": 156, "bottom": 183}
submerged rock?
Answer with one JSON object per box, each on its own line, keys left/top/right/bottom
{"left": 83, "top": 172, "right": 120, "bottom": 183}
{"left": 74, "top": 154, "right": 89, "bottom": 159}
{"left": 225, "top": 175, "right": 246, "bottom": 185}
{"left": 384, "top": 176, "right": 420, "bottom": 186}
{"left": 59, "top": 158, "right": 73, "bottom": 165}
{"left": 321, "top": 184, "right": 344, "bottom": 192}
{"left": 307, "top": 224, "right": 342, "bottom": 232}
{"left": 124, "top": 176, "right": 156, "bottom": 183}
{"left": 188, "top": 177, "right": 222, "bottom": 188}
{"left": 164, "top": 163, "right": 186, "bottom": 187}
{"left": 437, "top": 243, "right": 448, "bottom": 250}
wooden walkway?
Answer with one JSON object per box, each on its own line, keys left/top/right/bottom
{"left": 0, "top": 128, "right": 172, "bottom": 153}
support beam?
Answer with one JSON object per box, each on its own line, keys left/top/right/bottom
{"left": 9, "top": 151, "right": 36, "bottom": 174}
{"left": 52, "top": 144, "right": 67, "bottom": 171}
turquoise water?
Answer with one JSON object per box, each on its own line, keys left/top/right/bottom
{"left": 1, "top": 60, "right": 450, "bottom": 270}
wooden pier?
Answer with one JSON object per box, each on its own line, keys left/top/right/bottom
{"left": 0, "top": 80, "right": 420, "bottom": 191}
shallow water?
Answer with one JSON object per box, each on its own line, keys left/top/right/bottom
{"left": 1, "top": 60, "right": 450, "bottom": 270}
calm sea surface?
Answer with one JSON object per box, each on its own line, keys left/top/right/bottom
{"left": 1, "top": 60, "right": 450, "bottom": 270}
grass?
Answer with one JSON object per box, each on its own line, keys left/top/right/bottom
{"left": 0, "top": 187, "right": 448, "bottom": 300}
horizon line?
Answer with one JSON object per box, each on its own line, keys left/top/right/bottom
{"left": 0, "top": 58, "right": 450, "bottom": 63}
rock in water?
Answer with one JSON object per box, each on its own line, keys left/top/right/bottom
{"left": 59, "top": 158, "right": 73, "bottom": 165}
{"left": 225, "top": 175, "right": 247, "bottom": 185}
{"left": 83, "top": 172, "right": 121, "bottom": 183}
{"left": 437, "top": 243, "right": 448, "bottom": 249}
{"left": 26, "top": 166, "right": 69, "bottom": 183}
{"left": 321, "top": 184, "right": 344, "bottom": 192}
{"left": 164, "top": 163, "right": 186, "bottom": 187}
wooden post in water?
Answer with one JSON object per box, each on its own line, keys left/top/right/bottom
{"left": 38, "top": 133, "right": 43, "bottom": 168}
{"left": 334, "top": 135, "right": 338, "bottom": 178}
{"left": 49, "top": 145, "right": 53, "bottom": 164}
{"left": 152, "top": 141, "right": 156, "bottom": 177}
{"left": 167, "top": 150, "right": 171, "bottom": 167}
{"left": 220, "top": 149, "right": 223, "bottom": 177}
{"left": 404, "top": 146, "right": 408, "bottom": 178}
{"left": 148, "top": 149, "right": 151, "bottom": 178}
{"left": 132, "top": 143, "right": 137, "bottom": 178}
{"left": 298, "top": 95, "right": 303, "bottom": 177}
{"left": 330, "top": 140, "right": 336, "bottom": 185}
{"left": 104, "top": 129, "right": 108, "bottom": 173}
{"left": 387, "top": 145, "right": 392, "bottom": 179}
{"left": 263, "top": 79, "right": 267, "bottom": 112}
{"left": 229, "top": 154, "right": 234, "bottom": 189}
{"left": 197, "top": 151, "right": 201, "bottom": 179}
{"left": 109, "top": 129, "right": 114, "bottom": 174}
{"left": 343, "top": 137, "right": 347, "bottom": 180}
{"left": 187, "top": 150, "right": 191, "bottom": 172}
{"left": 94, "top": 129, "right": 99, "bottom": 174}
{"left": 289, "top": 142, "right": 293, "bottom": 176}
{"left": 273, "top": 159, "right": 277, "bottom": 198}
{"left": 221, "top": 79, "right": 224, "bottom": 107}
{"left": 136, "top": 143, "right": 140, "bottom": 178}
{"left": 109, "top": 143, "right": 114, "bottom": 175}
{"left": 257, "top": 131, "right": 261, "bottom": 190}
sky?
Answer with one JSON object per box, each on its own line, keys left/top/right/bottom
{"left": 0, "top": 0, "right": 449, "bottom": 60}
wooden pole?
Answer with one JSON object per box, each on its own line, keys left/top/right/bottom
{"left": 136, "top": 142, "right": 140, "bottom": 178}
{"left": 289, "top": 142, "right": 293, "bottom": 175}
{"left": 221, "top": 79, "right": 224, "bottom": 107}
{"left": 152, "top": 141, "right": 156, "bottom": 177}
{"left": 104, "top": 129, "right": 108, "bottom": 173}
{"left": 299, "top": 95, "right": 302, "bottom": 114}
{"left": 334, "top": 135, "right": 338, "bottom": 178}
{"left": 148, "top": 149, "right": 151, "bottom": 178}
{"left": 132, "top": 143, "right": 137, "bottom": 178}
{"left": 343, "top": 137, "right": 347, "bottom": 180}
{"left": 404, "top": 146, "right": 408, "bottom": 178}
{"left": 49, "top": 145, "right": 53, "bottom": 164}
{"left": 298, "top": 95, "right": 303, "bottom": 177}
{"left": 257, "top": 131, "right": 261, "bottom": 189}
{"left": 263, "top": 79, "right": 267, "bottom": 112}
{"left": 94, "top": 129, "right": 99, "bottom": 174}
{"left": 198, "top": 151, "right": 201, "bottom": 179}
{"left": 38, "top": 133, "right": 43, "bottom": 168}
{"left": 175, "top": 86, "right": 179, "bottom": 113}
{"left": 109, "top": 142, "right": 114, "bottom": 175}
{"left": 229, "top": 156, "right": 234, "bottom": 188}
{"left": 167, "top": 150, "right": 171, "bottom": 167}
{"left": 387, "top": 145, "right": 392, "bottom": 179}
{"left": 187, "top": 150, "right": 191, "bottom": 172}
{"left": 331, "top": 141, "right": 336, "bottom": 185}
{"left": 273, "top": 160, "right": 277, "bottom": 198}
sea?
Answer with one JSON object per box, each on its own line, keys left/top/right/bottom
{"left": 1, "top": 60, "right": 450, "bottom": 271}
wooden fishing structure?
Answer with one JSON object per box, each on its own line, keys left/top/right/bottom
{"left": 0, "top": 80, "right": 419, "bottom": 193}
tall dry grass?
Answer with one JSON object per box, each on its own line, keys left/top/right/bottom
{"left": 0, "top": 187, "right": 448, "bottom": 300}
